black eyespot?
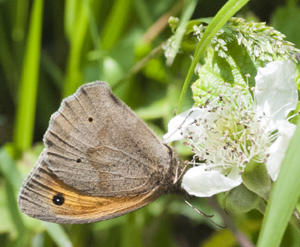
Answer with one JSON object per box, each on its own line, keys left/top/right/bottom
{"left": 88, "top": 117, "right": 94, "bottom": 123}
{"left": 52, "top": 194, "right": 65, "bottom": 206}
{"left": 76, "top": 158, "right": 81, "bottom": 163}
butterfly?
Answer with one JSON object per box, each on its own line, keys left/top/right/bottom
{"left": 18, "top": 81, "right": 183, "bottom": 224}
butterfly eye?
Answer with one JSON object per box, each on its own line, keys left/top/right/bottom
{"left": 52, "top": 194, "right": 65, "bottom": 206}
{"left": 76, "top": 158, "right": 81, "bottom": 163}
{"left": 88, "top": 116, "right": 94, "bottom": 123}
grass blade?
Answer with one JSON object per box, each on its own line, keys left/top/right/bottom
{"left": 13, "top": 0, "right": 44, "bottom": 151}
{"left": 64, "top": 0, "right": 79, "bottom": 39}
{"left": 63, "top": 1, "right": 89, "bottom": 97}
{"left": 42, "top": 222, "right": 73, "bottom": 247}
{"left": 0, "top": 14, "right": 19, "bottom": 91}
{"left": 101, "top": 0, "right": 132, "bottom": 50}
{"left": 257, "top": 122, "right": 300, "bottom": 247}
{"left": 166, "top": 0, "right": 198, "bottom": 66}
{"left": 13, "top": 0, "right": 30, "bottom": 43}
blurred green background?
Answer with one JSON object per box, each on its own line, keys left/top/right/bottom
{"left": 1, "top": 0, "right": 300, "bottom": 246}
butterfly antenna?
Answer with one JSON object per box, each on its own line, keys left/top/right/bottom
{"left": 184, "top": 199, "right": 226, "bottom": 228}
{"left": 184, "top": 199, "right": 213, "bottom": 218}
{"left": 173, "top": 160, "right": 190, "bottom": 184}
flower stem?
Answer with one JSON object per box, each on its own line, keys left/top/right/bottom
{"left": 208, "top": 196, "right": 255, "bottom": 247}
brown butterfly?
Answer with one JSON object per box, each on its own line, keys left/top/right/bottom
{"left": 18, "top": 81, "right": 183, "bottom": 224}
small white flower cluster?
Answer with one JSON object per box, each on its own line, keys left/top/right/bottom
{"left": 162, "top": 36, "right": 178, "bottom": 62}
{"left": 191, "top": 17, "right": 300, "bottom": 62}
{"left": 164, "top": 60, "right": 298, "bottom": 197}
{"left": 230, "top": 17, "right": 300, "bottom": 62}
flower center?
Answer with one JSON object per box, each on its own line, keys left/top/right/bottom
{"left": 183, "top": 85, "right": 277, "bottom": 173}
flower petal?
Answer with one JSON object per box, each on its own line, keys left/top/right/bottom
{"left": 254, "top": 60, "right": 297, "bottom": 130}
{"left": 266, "top": 120, "right": 296, "bottom": 181}
{"left": 182, "top": 166, "right": 242, "bottom": 197}
{"left": 163, "top": 107, "right": 203, "bottom": 143}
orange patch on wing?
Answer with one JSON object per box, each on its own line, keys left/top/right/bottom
{"left": 42, "top": 165, "right": 161, "bottom": 223}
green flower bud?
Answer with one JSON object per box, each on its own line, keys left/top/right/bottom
{"left": 168, "top": 16, "right": 179, "bottom": 30}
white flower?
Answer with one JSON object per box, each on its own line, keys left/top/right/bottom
{"left": 255, "top": 60, "right": 298, "bottom": 131}
{"left": 182, "top": 167, "right": 242, "bottom": 197}
{"left": 164, "top": 60, "right": 297, "bottom": 197}
{"left": 265, "top": 120, "right": 296, "bottom": 181}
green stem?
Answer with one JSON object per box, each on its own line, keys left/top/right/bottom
{"left": 166, "top": 0, "right": 198, "bottom": 66}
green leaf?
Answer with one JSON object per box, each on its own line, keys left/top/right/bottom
{"left": 42, "top": 222, "right": 73, "bottom": 247}
{"left": 225, "top": 34, "right": 257, "bottom": 89}
{"left": 5, "top": 181, "right": 25, "bottom": 238}
{"left": 0, "top": 146, "right": 73, "bottom": 246}
{"left": 192, "top": 48, "right": 250, "bottom": 105}
{"left": 177, "top": 0, "right": 250, "bottom": 112}
{"left": 0, "top": 146, "right": 23, "bottom": 192}
{"left": 0, "top": 184, "right": 17, "bottom": 237}
{"left": 0, "top": 147, "right": 30, "bottom": 245}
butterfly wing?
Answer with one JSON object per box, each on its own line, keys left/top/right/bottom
{"left": 18, "top": 151, "right": 165, "bottom": 224}
{"left": 18, "top": 81, "right": 177, "bottom": 224}
{"left": 42, "top": 81, "right": 172, "bottom": 197}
